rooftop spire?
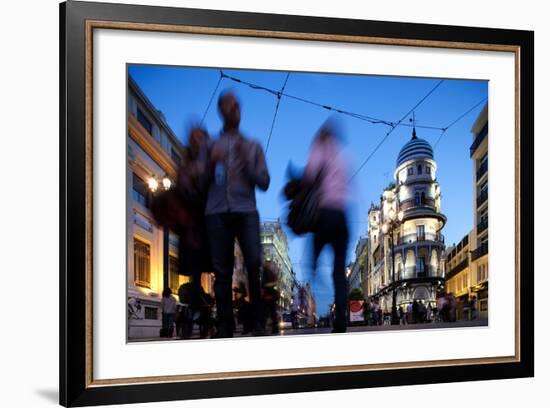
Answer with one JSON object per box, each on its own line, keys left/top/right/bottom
{"left": 410, "top": 111, "right": 417, "bottom": 140}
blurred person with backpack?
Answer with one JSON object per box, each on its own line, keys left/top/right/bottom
{"left": 289, "top": 119, "right": 351, "bottom": 333}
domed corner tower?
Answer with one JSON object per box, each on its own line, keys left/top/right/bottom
{"left": 392, "top": 128, "right": 447, "bottom": 309}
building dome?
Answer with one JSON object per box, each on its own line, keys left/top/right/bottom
{"left": 396, "top": 131, "right": 434, "bottom": 167}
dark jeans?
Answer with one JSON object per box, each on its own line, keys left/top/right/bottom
{"left": 177, "top": 223, "right": 210, "bottom": 309}
{"left": 313, "top": 208, "right": 349, "bottom": 332}
{"left": 206, "top": 211, "right": 263, "bottom": 336}
{"left": 162, "top": 313, "right": 175, "bottom": 331}
{"left": 179, "top": 249, "right": 204, "bottom": 310}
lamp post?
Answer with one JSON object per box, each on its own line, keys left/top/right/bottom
{"left": 382, "top": 209, "right": 404, "bottom": 325}
{"left": 148, "top": 175, "right": 172, "bottom": 292}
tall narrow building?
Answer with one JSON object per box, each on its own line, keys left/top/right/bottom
{"left": 260, "top": 221, "right": 295, "bottom": 312}
{"left": 470, "top": 104, "right": 489, "bottom": 319}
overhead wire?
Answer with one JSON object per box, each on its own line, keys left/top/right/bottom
{"left": 199, "top": 70, "right": 224, "bottom": 127}
{"left": 433, "top": 97, "right": 488, "bottom": 149}
{"left": 348, "top": 80, "right": 445, "bottom": 181}
{"left": 222, "top": 71, "right": 398, "bottom": 128}
{"left": 265, "top": 72, "right": 291, "bottom": 154}
{"left": 217, "top": 71, "right": 487, "bottom": 179}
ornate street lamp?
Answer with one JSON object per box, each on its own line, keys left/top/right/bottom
{"left": 148, "top": 175, "right": 173, "bottom": 292}
{"left": 382, "top": 209, "right": 404, "bottom": 325}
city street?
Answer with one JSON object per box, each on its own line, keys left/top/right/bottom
{"left": 130, "top": 319, "right": 488, "bottom": 342}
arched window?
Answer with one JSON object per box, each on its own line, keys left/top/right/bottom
{"left": 417, "top": 164, "right": 423, "bottom": 175}
{"left": 421, "top": 192, "right": 426, "bottom": 205}
{"left": 415, "top": 192, "right": 421, "bottom": 206}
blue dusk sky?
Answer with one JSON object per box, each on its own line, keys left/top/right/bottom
{"left": 128, "top": 64, "right": 487, "bottom": 315}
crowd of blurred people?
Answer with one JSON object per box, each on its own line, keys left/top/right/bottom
{"left": 152, "top": 90, "right": 352, "bottom": 339}
{"left": 150, "top": 89, "right": 483, "bottom": 340}
{"left": 357, "top": 293, "right": 479, "bottom": 327}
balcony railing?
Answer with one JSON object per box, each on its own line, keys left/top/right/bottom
{"left": 398, "top": 233, "right": 444, "bottom": 245}
{"left": 477, "top": 189, "right": 488, "bottom": 208}
{"left": 400, "top": 266, "right": 439, "bottom": 279}
{"left": 471, "top": 241, "right": 489, "bottom": 261}
{"left": 399, "top": 198, "right": 436, "bottom": 211}
{"left": 477, "top": 218, "right": 488, "bottom": 234}
{"left": 446, "top": 257, "right": 469, "bottom": 279}
{"left": 477, "top": 160, "right": 488, "bottom": 181}
{"left": 470, "top": 123, "right": 488, "bottom": 157}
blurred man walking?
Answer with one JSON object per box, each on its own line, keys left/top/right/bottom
{"left": 205, "top": 91, "right": 270, "bottom": 338}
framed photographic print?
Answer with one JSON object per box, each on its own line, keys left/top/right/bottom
{"left": 60, "top": 0, "right": 534, "bottom": 406}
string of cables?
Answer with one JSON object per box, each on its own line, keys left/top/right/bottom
{"left": 200, "top": 69, "right": 487, "bottom": 174}
{"left": 218, "top": 71, "right": 444, "bottom": 131}
{"left": 349, "top": 80, "right": 445, "bottom": 181}
{"left": 433, "top": 97, "right": 488, "bottom": 149}
{"left": 265, "top": 72, "right": 291, "bottom": 153}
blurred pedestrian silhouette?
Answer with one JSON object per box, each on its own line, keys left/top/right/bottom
{"left": 178, "top": 282, "right": 215, "bottom": 338}
{"left": 160, "top": 288, "right": 176, "bottom": 338}
{"left": 301, "top": 119, "right": 351, "bottom": 333}
{"left": 175, "top": 127, "right": 213, "bottom": 338}
{"left": 149, "top": 126, "right": 212, "bottom": 339}
{"left": 204, "top": 91, "right": 270, "bottom": 338}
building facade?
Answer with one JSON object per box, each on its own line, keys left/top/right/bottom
{"left": 469, "top": 104, "right": 489, "bottom": 319}
{"left": 348, "top": 237, "right": 368, "bottom": 294}
{"left": 127, "top": 77, "right": 214, "bottom": 339}
{"left": 445, "top": 231, "right": 474, "bottom": 319}
{"left": 260, "top": 221, "right": 295, "bottom": 312}
{"left": 366, "top": 129, "right": 446, "bottom": 312}
{"left": 296, "top": 282, "right": 317, "bottom": 327}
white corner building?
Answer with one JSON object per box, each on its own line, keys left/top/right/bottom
{"left": 367, "top": 129, "right": 446, "bottom": 311}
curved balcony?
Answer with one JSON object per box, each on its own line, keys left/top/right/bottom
{"left": 394, "top": 232, "right": 445, "bottom": 252}
{"left": 400, "top": 204, "right": 447, "bottom": 224}
{"left": 399, "top": 232, "right": 444, "bottom": 245}
{"left": 397, "top": 265, "right": 443, "bottom": 280}
{"left": 400, "top": 197, "right": 435, "bottom": 211}
{"left": 372, "top": 271, "right": 444, "bottom": 298}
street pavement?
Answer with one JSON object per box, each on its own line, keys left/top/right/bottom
{"left": 130, "top": 319, "right": 488, "bottom": 342}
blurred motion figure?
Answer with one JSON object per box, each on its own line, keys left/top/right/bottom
{"left": 175, "top": 127, "right": 212, "bottom": 338}
{"left": 205, "top": 91, "right": 270, "bottom": 338}
{"left": 302, "top": 120, "right": 351, "bottom": 333}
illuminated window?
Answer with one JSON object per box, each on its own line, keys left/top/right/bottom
{"left": 134, "top": 238, "right": 151, "bottom": 288}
